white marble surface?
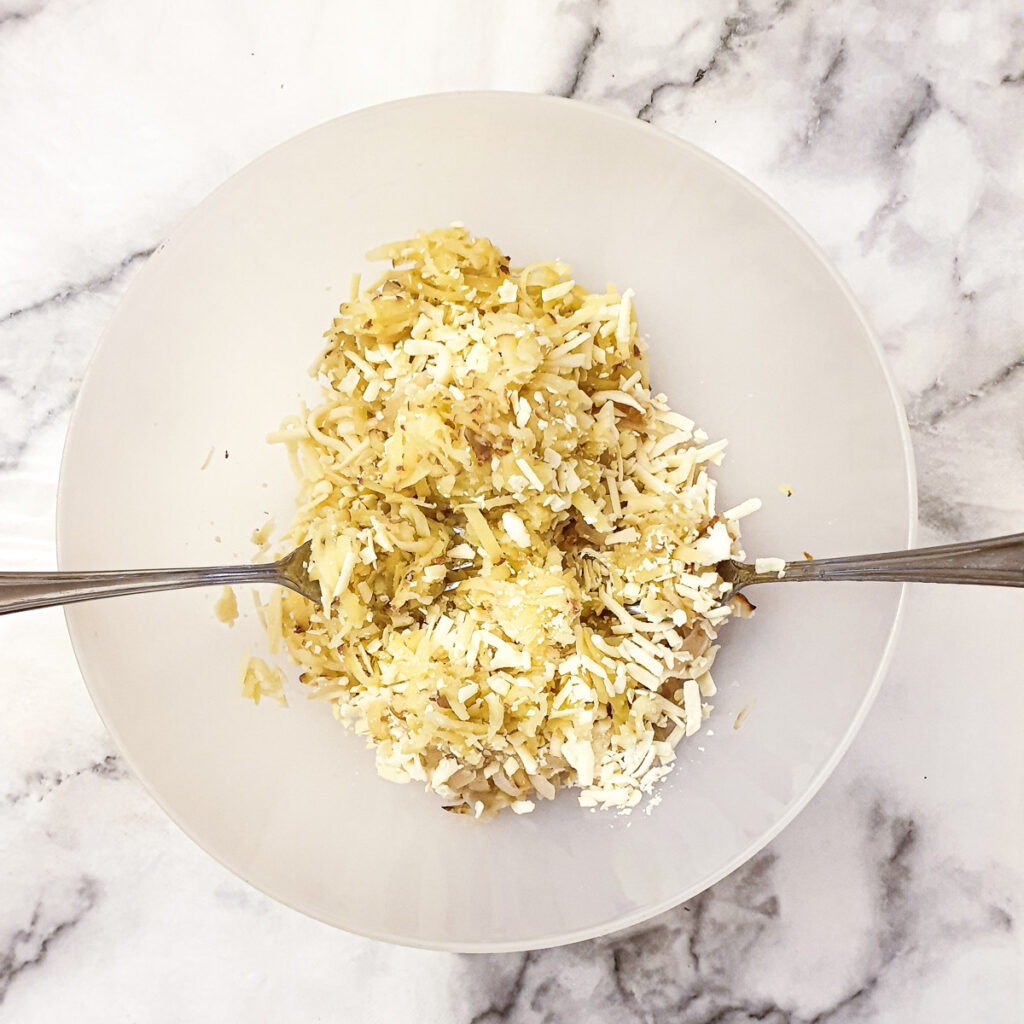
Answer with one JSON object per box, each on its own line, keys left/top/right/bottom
{"left": 1, "top": 0, "right": 1022, "bottom": 1019}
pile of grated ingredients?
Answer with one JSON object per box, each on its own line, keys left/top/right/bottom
{"left": 243, "top": 226, "right": 762, "bottom": 817}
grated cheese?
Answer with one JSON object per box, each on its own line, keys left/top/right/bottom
{"left": 722, "top": 497, "right": 762, "bottom": 520}
{"left": 501, "top": 511, "right": 531, "bottom": 547}
{"left": 246, "top": 226, "right": 757, "bottom": 817}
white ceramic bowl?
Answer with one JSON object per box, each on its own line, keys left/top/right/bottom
{"left": 58, "top": 92, "right": 914, "bottom": 951}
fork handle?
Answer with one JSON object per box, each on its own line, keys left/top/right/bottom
{"left": 0, "top": 562, "right": 283, "bottom": 615}
{"left": 774, "top": 532, "right": 1024, "bottom": 587}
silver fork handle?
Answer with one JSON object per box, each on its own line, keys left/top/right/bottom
{"left": 0, "top": 562, "right": 284, "bottom": 615}
{"left": 774, "top": 532, "right": 1024, "bottom": 587}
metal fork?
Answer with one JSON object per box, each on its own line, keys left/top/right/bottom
{"left": 0, "top": 541, "right": 318, "bottom": 615}
{"left": 0, "top": 533, "right": 1020, "bottom": 617}
{"left": 718, "top": 532, "right": 1024, "bottom": 594}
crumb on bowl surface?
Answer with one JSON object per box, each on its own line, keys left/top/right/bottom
{"left": 239, "top": 653, "right": 287, "bottom": 706}
{"left": 243, "top": 226, "right": 759, "bottom": 817}
{"left": 214, "top": 585, "right": 238, "bottom": 625}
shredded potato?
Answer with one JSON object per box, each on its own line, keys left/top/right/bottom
{"left": 253, "top": 226, "right": 757, "bottom": 816}
{"left": 214, "top": 585, "right": 238, "bottom": 625}
{"left": 240, "top": 653, "right": 287, "bottom": 707}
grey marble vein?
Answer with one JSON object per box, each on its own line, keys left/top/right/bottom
{"left": 0, "top": 1, "right": 45, "bottom": 31}
{"left": 629, "top": 0, "right": 795, "bottom": 122}
{"left": 0, "top": 246, "right": 154, "bottom": 329}
{"left": 0, "top": 247, "right": 154, "bottom": 471}
{"left": 559, "top": 5, "right": 602, "bottom": 100}
{"left": 891, "top": 80, "right": 938, "bottom": 153}
{"left": 798, "top": 39, "right": 845, "bottom": 147}
{"left": 0, "top": 877, "right": 98, "bottom": 1008}
{"left": 914, "top": 355, "right": 1024, "bottom": 428}
{"left": 3, "top": 754, "right": 123, "bottom": 809}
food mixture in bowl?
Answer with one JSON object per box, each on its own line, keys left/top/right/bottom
{"left": 243, "top": 226, "right": 759, "bottom": 817}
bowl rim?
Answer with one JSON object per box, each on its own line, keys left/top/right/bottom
{"left": 56, "top": 89, "right": 918, "bottom": 952}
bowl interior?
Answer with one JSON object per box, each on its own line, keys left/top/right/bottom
{"left": 58, "top": 93, "right": 913, "bottom": 951}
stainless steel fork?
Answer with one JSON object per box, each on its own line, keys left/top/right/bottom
{"left": 0, "top": 541, "right": 317, "bottom": 615}
{"left": 717, "top": 532, "right": 1024, "bottom": 594}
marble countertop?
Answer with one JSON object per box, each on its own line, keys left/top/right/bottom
{"left": 1, "top": 1, "right": 1021, "bottom": 1019}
